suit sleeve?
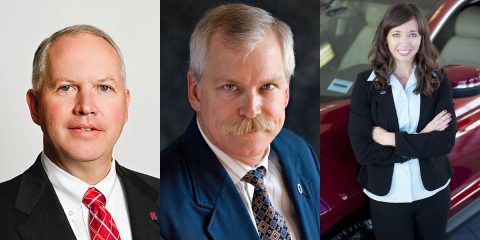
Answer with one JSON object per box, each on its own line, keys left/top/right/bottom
{"left": 394, "top": 74, "right": 457, "bottom": 158}
{"left": 348, "top": 72, "right": 405, "bottom": 166}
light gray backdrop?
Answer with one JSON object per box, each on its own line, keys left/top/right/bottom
{"left": 0, "top": 0, "right": 160, "bottom": 182}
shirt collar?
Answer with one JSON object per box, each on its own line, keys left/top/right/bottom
{"left": 196, "top": 119, "right": 270, "bottom": 185}
{"left": 41, "top": 151, "right": 118, "bottom": 204}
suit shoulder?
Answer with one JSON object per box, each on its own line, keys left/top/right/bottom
{"left": 117, "top": 165, "right": 159, "bottom": 193}
{"left": 0, "top": 174, "right": 22, "bottom": 225}
{"left": 274, "top": 128, "right": 319, "bottom": 173}
{"left": 357, "top": 69, "right": 373, "bottom": 79}
{"left": 0, "top": 174, "right": 21, "bottom": 200}
{"left": 275, "top": 129, "right": 318, "bottom": 159}
{"left": 276, "top": 128, "right": 309, "bottom": 146}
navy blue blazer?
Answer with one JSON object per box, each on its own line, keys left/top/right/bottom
{"left": 0, "top": 155, "right": 160, "bottom": 240}
{"left": 348, "top": 69, "right": 457, "bottom": 195}
{"left": 160, "top": 119, "right": 320, "bottom": 239}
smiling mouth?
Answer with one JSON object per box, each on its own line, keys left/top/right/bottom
{"left": 79, "top": 128, "right": 99, "bottom": 131}
{"left": 397, "top": 50, "right": 411, "bottom": 56}
{"left": 68, "top": 126, "right": 103, "bottom": 138}
{"left": 70, "top": 127, "right": 101, "bottom": 131}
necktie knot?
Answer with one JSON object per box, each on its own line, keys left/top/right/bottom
{"left": 242, "top": 166, "right": 266, "bottom": 189}
{"left": 82, "top": 187, "right": 106, "bottom": 209}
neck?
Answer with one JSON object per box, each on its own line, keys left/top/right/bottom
{"left": 44, "top": 148, "right": 112, "bottom": 185}
{"left": 395, "top": 62, "right": 413, "bottom": 76}
{"left": 394, "top": 62, "right": 414, "bottom": 87}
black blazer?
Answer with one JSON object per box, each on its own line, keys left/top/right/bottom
{"left": 348, "top": 69, "right": 457, "bottom": 196}
{"left": 160, "top": 119, "right": 320, "bottom": 240}
{"left": 0, "top": 155, "right": 159, "bottom": 240}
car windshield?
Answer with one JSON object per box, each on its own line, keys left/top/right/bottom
{"left": 320, "top": 0, "right": 442, "bottom": 104}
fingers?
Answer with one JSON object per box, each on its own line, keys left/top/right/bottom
{"left": 431, "top": 110, "right": 448, "bottom": 123}
{"left": 432, "top": 110, "right": 452, "bottom": 131}
{"left": 437, "top": 112, "right": 451, "bottom": 125}
{"left": 421, "top": 110, "right": 452, "bottom": 133}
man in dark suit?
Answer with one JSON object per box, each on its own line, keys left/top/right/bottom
{"left": 0, "top": 25, "right": 159, "bottom": 240}
{"left": 160, "top": 4, "right": 320, "bottom": 240}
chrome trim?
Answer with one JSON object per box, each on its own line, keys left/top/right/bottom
{"left": 430, "top": 0, "right": 467, "bottom": 40}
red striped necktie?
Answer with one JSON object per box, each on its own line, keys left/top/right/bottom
{"left": 82, "top": 187, "right": 121, "bottom": 240}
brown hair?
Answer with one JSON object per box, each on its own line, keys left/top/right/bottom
{"left": 368, "top": 2, "right": 441, "bottom": 96}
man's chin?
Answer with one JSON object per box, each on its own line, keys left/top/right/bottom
{"left": 228, "top": 135, "right": 272, "bottom": 151}
{"left": 61, "top": 148, "right": 108, "bottom": 163}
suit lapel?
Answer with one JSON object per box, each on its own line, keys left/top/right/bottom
{"left": 272, "top": 134, "right": 320, "bottom": 239}
{"left": 181, "top": 120, "right": 259, "bottom": 240}
{"left": 372, "top": 86, "right": 400, "bottom": 131}
{"left": 417, "top": 93, "right": 434, "bottom": 132}
{"left": 116, "top": 163, "right": 159, "bottom": 240}
{"left": 16, "top": 156, "right": 76, "bottom": 240}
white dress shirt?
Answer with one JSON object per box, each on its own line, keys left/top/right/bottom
{"left": 197, "top": 120, "right": 300, "bottom": 239}
{"left": 364, "top": 67, "right": 450, "bottom": 203}
{"left": 41, "top": 152, "right": 132, "bottom": 240}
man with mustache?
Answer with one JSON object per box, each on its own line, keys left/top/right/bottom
{"left": 160, "top": 4, "right": 320, "bottom": 240}
{"left": 0, "top": 25, "right": 159, "bottom": 240}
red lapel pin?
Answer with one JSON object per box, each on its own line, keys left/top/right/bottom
{"left": 150, "top": 211, "right": 158, "bottom": 221}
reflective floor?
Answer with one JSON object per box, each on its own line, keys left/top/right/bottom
{"left": 449, "top": 212, "right": 480, "bottom": 240}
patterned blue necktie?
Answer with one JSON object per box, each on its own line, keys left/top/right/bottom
{"left": 242, "top": 166, "right": 291, "bottom": 240}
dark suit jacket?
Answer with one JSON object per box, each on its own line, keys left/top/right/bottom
{"left": 160, "top": 119, "right": 320, "bottom": 240}
{"left": 0, "top": 155, "right": 160, "bottom": 240}
{"left": 348, "top": 69, "right": 457, "bottom": 195}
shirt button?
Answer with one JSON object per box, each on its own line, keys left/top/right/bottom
{"left": 297, "top": 184, "right": 303, "bottom": 194}
{"left": 68, "top": 211, "right": 73, "bottom": 216}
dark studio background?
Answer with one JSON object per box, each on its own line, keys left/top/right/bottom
{"left": 160, "top": 0, "right": 320, "bottom": 156}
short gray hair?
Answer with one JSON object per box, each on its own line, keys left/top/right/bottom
{"left": 189, "top": 3, "right": 295, "bottom": 80}
{"left": 32, "top": 24, "right": 126, "bottom": 91}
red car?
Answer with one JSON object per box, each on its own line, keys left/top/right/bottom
{"left": 320, "top": 0, "right": 480, "bottom": 239}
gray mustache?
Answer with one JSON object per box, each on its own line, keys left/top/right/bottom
{"left": 222, "top": 116, "right": 276, "bottom": 136}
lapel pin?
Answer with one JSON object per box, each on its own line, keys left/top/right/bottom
{"left": 297, "top": 183, "right": 303, "bottom": 194}
{"left": 150, "top": 211, "right": 158, "bottom": 221}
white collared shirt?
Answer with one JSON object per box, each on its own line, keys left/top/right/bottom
{"left": 197, "top": 120, "right": 300, "bottom": 239}
{"left": 41, "top": 152, "right": 132, "bottom": 240}
{"left": 363, "top": 68, "right": 450, "bottom": 203}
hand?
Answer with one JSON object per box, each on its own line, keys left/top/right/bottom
{"left": 372, "top": 126, "right": 395, "bottom": 146}
{"left": 420, "top": 110, "right": 451, "bottom": 133}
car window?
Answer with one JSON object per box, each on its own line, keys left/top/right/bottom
{"left": 320, "top": 0, "right": 442, "bottom": 104}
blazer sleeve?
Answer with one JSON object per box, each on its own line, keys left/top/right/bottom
{"left": 348, "top": 71, "right": 405, "bottom": 166}
{"left": 394, "top": 74, "right": 457, "bottom": 158}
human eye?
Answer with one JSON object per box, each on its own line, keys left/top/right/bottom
{"left": 260, "top": 83, "right": 276, "bottom": 91}
{"left": 223, "top": 84, "right": 238, "bottom": 92}
{"left": 409, "top": 32, "right": 418, "bottom": 38}
{"left": 392, "top": 33, "right": 400, "bottom": 38}
{"left": 58, "top": 85, "right": 73, "bottom": 92}
{"left": 99, "top": 84, "right": 112, "bottom": 92}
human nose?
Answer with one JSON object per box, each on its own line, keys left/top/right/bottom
{"left": 401, "top": 35, "right": 413, "bottom": 44}
{"left": 239, "top": 91, "right": 262, "bottom": 118}
{"left": 73, "top": 89, "right": 97, "bottom": 115}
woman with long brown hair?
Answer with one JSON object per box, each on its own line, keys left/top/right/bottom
{"left": 348, "top": 2, "right": 457, "bottom": 239}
